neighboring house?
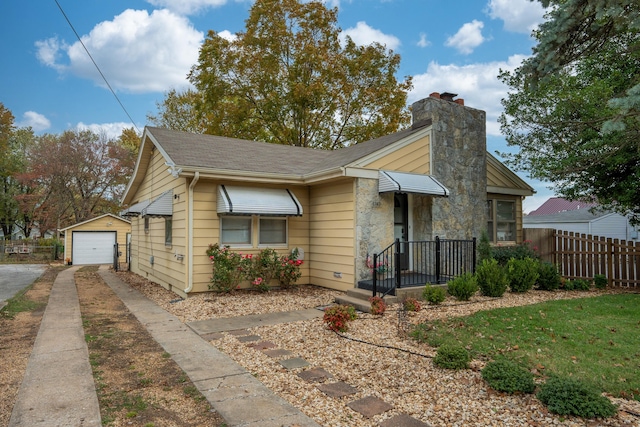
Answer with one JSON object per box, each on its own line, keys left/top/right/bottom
{"left": 528, "top": 197, "right": 597, "bottom": 216}
{"left": 0, "top": 224, "right": 55, "bottom": 240}
{"left": 121, "top": 93, "right": 534, "bottom": 297}
{"left": 60, "top": 214, "right": 131, "bottom": 265}
{"left": 524, "top": 207, "right": 640, "bottom": 242}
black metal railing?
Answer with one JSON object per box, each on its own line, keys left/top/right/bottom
{"left": 371, "top": 237, "right": 476, "bottom": 297}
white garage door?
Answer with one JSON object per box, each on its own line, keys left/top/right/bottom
{"left": 72, "top": 231, "right": 116, "bottom": 265}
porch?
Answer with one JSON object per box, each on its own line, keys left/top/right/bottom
{"left": 357, "top": 237, "right": 476, "bottom": 297}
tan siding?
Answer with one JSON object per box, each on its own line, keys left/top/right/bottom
{"left": 364, "top": 136, "right": 430, "bottom": 174}
{"left": 189, "top": 181, "right": 310, "bottom": 293}
{"left": 308, "top": 179, "right": 355, "bottom": 291}
{"left": 487, "top": 161, "right": 512, "bottom": 188}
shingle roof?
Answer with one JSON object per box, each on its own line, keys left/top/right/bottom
{"left": 524, "top": 208, "right": 609, "bottom": 224}
{"left": 145, "top": 125, "right": 424, "bottom": 177}
{"left": 528, "top": 197, "right": 597, "bottom": 216}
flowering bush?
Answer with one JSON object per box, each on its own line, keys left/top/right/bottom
{"left": 403, "top": 297, "right": 422, "bottom": 312}
{"left": 206, "top": 245, "right": 304, "bottom": 292}
{"left": 323, "top": 305, "right": 357, "bottom": 332}
{"left": 369, "top": 296, "right": 387, "bottom": 315}
{"left": 366, "top": 254, "right": 389, "bottom": 274}
{"left": 206, "top": 243, "right": 251, "bottom": 293}
{"left": 279, "top": 249, "right": 303, "bottom": 287}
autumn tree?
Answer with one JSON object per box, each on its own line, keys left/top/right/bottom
{"left": 152, "top": 0, "right": 412, "bottom": 149}
{"left": 499, "top": 0, "right": 640, "bottom": 223}
{"left": 20, "top": 129, "right": 134, "bottom": 231}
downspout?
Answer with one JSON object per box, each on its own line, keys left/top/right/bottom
{"left": 184, "top": 172, "right": 199, "bottom": 293}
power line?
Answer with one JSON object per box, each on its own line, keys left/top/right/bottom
{"left": 54, "top": 0, "right": 141, "bottom": 134}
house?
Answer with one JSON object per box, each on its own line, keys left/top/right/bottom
{"left": 60, "top": 214, "right": 131, "bottom": 265}
{"left": 528, "top": 196, "right": 597, "bottom": 216}
{"left": 121, "top": 93, "right": 534, "bottom": 297}
{"left": 524, "top": 203, "right": 640, "bottom": 241}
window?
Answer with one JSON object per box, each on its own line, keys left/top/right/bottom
{"left": 259, "top": 218, "right": 287, "bottom": 246}
{"left": 165, "top": 217, "right": 172, "bottom": 246}
{"left": 487, "top": 199, "right": 516, "bottom": 242}
{"left": 144, "top": 216, "right": 149, "bottom": 233}
{"left": 221, "top": 216, "right": 252, "bottom": 245}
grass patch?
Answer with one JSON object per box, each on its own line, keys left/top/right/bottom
{"left": 412, "top": 293, "right": 640, "bottom": 400}
{"left": 0, "top": 287, "right": 42, "bottom": 319}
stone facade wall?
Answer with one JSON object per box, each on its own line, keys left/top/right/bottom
{"left": 411, "top": 96, "right": 487, "bottom": 240}
{"left": 354, "top": 177, "right": 394, "bottom": 282}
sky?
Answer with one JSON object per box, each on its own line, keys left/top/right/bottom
{"left": 1, "top": 0, "right": 554, "bottom": 212}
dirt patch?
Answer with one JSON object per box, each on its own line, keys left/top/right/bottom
{"left": 75, "top": 266, "right": 226, "bottom": 426}
{"left": 0, "top": 265, "right": 58, "bottom": 427}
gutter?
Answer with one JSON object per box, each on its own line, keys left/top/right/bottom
{"left": 184, "top": 172, "right": 199, "bottom": 293}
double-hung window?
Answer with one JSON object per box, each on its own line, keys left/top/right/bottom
{"left": 220, "top": 217, "right": 252, "bottom": 246}
{"left": 259, "top": 217, "right": 287, "bottom": 246}
{"left": 487, "top": 199, "right": 516, "bottom": 242}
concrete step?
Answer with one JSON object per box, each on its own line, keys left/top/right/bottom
{"left": 335, "top": 288, "right": 399, "bottom": 313}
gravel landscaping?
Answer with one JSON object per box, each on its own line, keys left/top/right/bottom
{"left": 116, "top": 271, "right": 640, "bottom": 427}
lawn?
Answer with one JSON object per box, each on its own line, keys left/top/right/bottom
{"left": 412, "top": 293, "right": 640, "bottom": 400}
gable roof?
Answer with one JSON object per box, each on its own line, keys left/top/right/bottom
{"left": 59, "top": 213, "right": 131, "bottom": 231}
{"left": 523, "top": 208, "right": 613, "bottom": 224}
{"left": 528, "top": 197, "right": 597, "bottom": 216}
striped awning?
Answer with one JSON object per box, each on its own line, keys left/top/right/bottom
{"left": 141, "top": 190, "right": 173, "bottom": 218}
{"left": 217, "top": 185, "right": 303, "bottom": 216}
{"left": 120, "top": 199, "right": 150, "bottom": 217}
{"left": 378, "top": 170, "right": 449, "bottom": 197}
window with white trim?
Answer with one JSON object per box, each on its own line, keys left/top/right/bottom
{"left": 220, "top": 216, "right": 252, "bottom": 245}
{"left": 259, "top": 217, "right": 287, "bottom": 246}
{"left": 165, "top": 217, "right": 172, "bottom": 246}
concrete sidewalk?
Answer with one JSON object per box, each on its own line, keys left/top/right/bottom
{"left": 98, "top": 266, "right": 321, "bottom": 427}
{"left": 9, "top": 266, "right": 101, "bottom": 427}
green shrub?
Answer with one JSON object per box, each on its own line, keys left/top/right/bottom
{"left": 423, "top": 284, "right": 446, "bottom": 305}
{"left": 536, "top": 262, "right": 561, "bottom": 291}
{"left": 433, "top": 344, "right": 471, "bottom": 370}
{"left": 206, "top": 244, "right": 250, "bottom": 292}
{"left": 562, "top": 279, "right": 575, "bottom": 291}
{"left": 537, "top": 376, "right": 617, "bottom": 419}
{"left": 594, "top": 274, "right": 608, "bottom": 289}
{"left": 323, "top": 305, "right": 357, "bottom": 332}
{"left": 447, "top": 273, "right": 478, "bottom": 301}
{"left": 506, "top": 257, "right": 539, "bottom": 293}
{"left": 481, "top": 359, "right": 535, "bottom": 394}
{"left": 475, "top": 258, "right": 508, "bottom": 297}
{"left": 492, "top": 241, "right": 539, "bottom": 266}
{"left": 573, "top": 278, "right": 591, "bottom": 291}
{"left": 477, "top": 230, "right": 492, "bottom": 264}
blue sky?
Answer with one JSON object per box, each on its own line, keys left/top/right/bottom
{"left": 1, "top": 0, "right": 553, "bottom": 211}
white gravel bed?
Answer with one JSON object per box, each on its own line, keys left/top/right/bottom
{"left": 115, "top": 272, "right": 640, "bottom": 427}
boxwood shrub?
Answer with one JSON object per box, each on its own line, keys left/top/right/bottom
{"left": 475, "top": 258, "right": 508, "bottom": 297}
{"left": 537, "top": 376, "right": 617, "bottom": 419}
{"left": 506, "top": 257, "right": 539, "bottom": 293}
{"left": 447, "top": 273, "right": 478, "bottom": 301}
{"left": 481, "top": 359, "right": 535, "bottom": 394}
{"left": 433, "top": 344, "right": 471, "bottom": 370}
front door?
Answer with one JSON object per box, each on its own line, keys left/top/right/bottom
{"left": 394, "top": 193, "right": 409, "bottom": 270}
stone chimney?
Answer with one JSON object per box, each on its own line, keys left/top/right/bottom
{"left": 411, "top": 93, "right": 486, "bottom": 240}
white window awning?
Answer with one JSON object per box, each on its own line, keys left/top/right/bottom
{"left": 217, "top": 185, "right": 303, "bottom": 216}
{"left": 142, "top": 190, "right": 173, "bottom": 218}
{"left": 120, "top": 199, "right": 150, "bottom": 217}
{"left": 378, "top": 170, "right": 449, "bottom": 197}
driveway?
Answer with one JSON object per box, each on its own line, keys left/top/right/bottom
{"left": 0, "top": 264, "right": 47, "bottom": 304}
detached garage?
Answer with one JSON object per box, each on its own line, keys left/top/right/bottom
{"left": 61, "top": 214, "right": 131, "bottom": 266}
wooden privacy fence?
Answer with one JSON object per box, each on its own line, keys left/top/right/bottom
{"left": 524, "top": 228, "right": 640, "bottom": 288}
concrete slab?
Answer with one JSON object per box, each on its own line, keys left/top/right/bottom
{"left": 237, "top": 334, "right": 262, "bottom": 342}
{"left": 297, "top": 367, "right": 333, "bottom": 383}
{"left": 279, "top": 357, "right": 310, "bottom": 370}
{"left": 317, "top": 381, "right": 358, "bottom": 398}
{"left": 248, "top": 340, "right": 277, "bottom": 350}
{"left": 262, "top": 348, "right": 294, "bottom": 358}
{"left": 379, "top": 414, "right": 432, "bottom": 427}
{"left": 347, "top": 396, "right": 394, "bottom": 418}
{"left": 0, "top": 264, "right": 46, "bottom": 304}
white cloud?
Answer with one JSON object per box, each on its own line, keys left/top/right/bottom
{"left": 408, "top": 54, "right": 528, "bottom": 137}
{"left": 217, "top": 30, "right": 237, "bottom": 42}
{"left": 417, "top": 33, "right": 430, "bottom": 48}
{"left": 76, "top": 122, "right": 136, "bottom": 140}
{"left": 341, "top": 21, "right": 401, "bottom": 51}
{"left": 445, "top": 20, "right": 485, "bottom": 54}
{"left": 487, "top": 0, "right": 547, "bottom": 34}
{"left": 17, "top": 111, "right": 51, "bottom": 132}
{"left": 145, "top": 0, "right": 230, "bottom": 15}
{"left": 36, "top": 9, "right": 203, "bottom": 94}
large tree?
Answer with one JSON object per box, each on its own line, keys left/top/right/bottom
{"left": 499, "top": 0, "right": 640, "bottom": 223}
{"left": 19, "top": 129, "right": 134, "bottom": 231}
{"left": 152, "top": 0, "right": 412, "bottom": 149}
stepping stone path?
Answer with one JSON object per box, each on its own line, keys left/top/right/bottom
{"left": 208, "top": 328, "right": 432, "bottom": 426}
